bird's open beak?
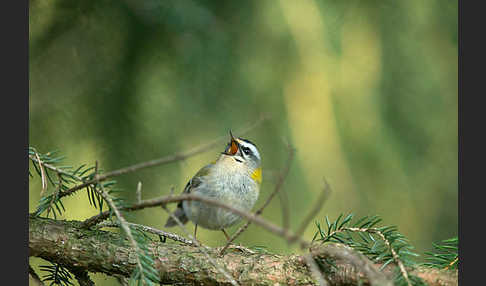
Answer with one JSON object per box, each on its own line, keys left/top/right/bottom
{"left": 226, "top": 130, "right": 239, "bottom": 155}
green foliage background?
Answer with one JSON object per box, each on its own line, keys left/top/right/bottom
{"left": 29, "top": 1, "right": 457, "bottom": 285}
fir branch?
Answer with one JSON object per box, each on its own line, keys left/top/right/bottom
{"left": 29, "top": 264, "right": 46, "bottom": 286}
{"left": 29, "top": 154, "right": 84, "bottom": 182}
{"left": 32, "top": 153, "right": 160, "bottom": 286}
{"left": 93, "top": 168, "right": 160, "bottom": 286}
{"left": 29, "top": 150, "right": 99, "bottom": 217}
{"left": 68, "top": 268, "right": 95, "bottom": 286}
{"left": 422, "top": 237, "right": 458, "bottom": 270}
{"left": 314, "top": 214, "right": 421, "bottom": 286}
{"left": 45, "top": 173, "right": 63, "bottom": 219}
{"left": 29, "top": 120, "right": 456, "bottom": 286}
{"left": 39, "top": 262, "right": 74, "bottom": 286}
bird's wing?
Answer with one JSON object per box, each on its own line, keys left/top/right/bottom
{"left": 164, "top": 163, "right": 214, "bottom": 227}
{"left": 182, "top": 163, "right": 214, "bottom": 194}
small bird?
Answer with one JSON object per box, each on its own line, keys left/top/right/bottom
{"left": 165, "top": 131, "right": 262, "bottom": 241}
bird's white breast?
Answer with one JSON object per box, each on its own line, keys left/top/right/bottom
{"left": 183, "top": 157, "right": 260, "bottom": 230}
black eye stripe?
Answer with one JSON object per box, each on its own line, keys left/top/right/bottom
{"left": 223, "top": 137, "right": 261, "bottom": 162}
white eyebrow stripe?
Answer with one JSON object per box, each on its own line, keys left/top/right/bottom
{"left": 239, "top": 140, "right": 261, "bottom": 161}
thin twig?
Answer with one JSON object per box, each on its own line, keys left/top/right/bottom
{"left": 136, "top": 181, "right": 142, "bottom": 204}
{"left": 41, "top": 115, "right": 268, "bottom": 201}
{"left": 29, "top": 154, "right": 83, "bottom": 181}
{"left": 445, "top": 257, "right": 458, "bottom": 270}
{"left": 83, "top": 192, "right": 310, "bottom": 248}
{"left": 82, "top": 175, "right": 331, "bottom": 255}
{"left": 34, "top": 152, "right": 48, "bottom": 196}
{"left": 311, "top": 243, "right": 393, "bottom": 286}
{"left": 304, "top": 253, "right": 329, "bottom": 286}
{"left": 278, "top": 188, "right": 291, "bottom": 230}
{"left": 161, "top": 205, "right": 240, "bottom": 286}
{"left": 295, "top": 179, "right": 333, "bottom": 286}
{"left": 373, "top": 230, "right": 412, "bottom": 286}
{"left": 96, "top": 221, "right": 194, "bottom": 246}
{"left": 219, "top": 143, "right": 295, "bottom": 255}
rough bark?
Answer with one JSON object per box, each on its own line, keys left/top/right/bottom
{"left": 29, "top": 216, "right": 458, "bottom": 286}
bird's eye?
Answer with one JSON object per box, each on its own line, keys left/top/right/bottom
{"left": 243, "top": 147, "right": 251, "bottom": 155}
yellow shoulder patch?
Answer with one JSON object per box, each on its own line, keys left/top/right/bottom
{"left": 251, "top": 167, "right": 262, "bottom": 184}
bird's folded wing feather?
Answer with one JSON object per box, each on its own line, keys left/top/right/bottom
{"left": 182, "top": 163, "right": 213, "bottom": 194}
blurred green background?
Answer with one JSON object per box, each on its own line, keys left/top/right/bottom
{"left": 29, "top": 0, "right": 457, "bottom": 285}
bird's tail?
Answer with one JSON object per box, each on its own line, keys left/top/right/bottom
{"left": 164, "top": 205, "right": 188, "bottom": 227}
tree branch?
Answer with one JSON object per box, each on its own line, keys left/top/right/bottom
{"left": 311, "top": 243, "right": 392, "bottom": 286}
{"left": 29, "top": 216, "right": 458, "bottom": 286}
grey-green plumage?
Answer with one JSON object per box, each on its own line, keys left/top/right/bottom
{"left": 164, "top": 164, "right": 212, "bottom": 227}
{"left": 164, "top": 136, "right": 262, "bottom": 233}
